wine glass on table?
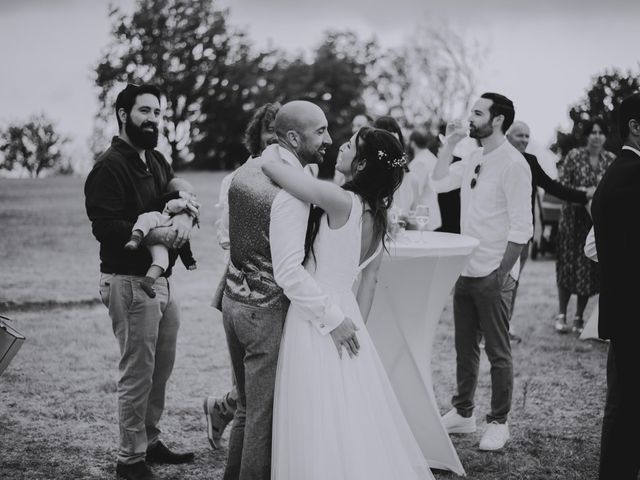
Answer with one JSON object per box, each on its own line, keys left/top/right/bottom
{"left": 414, "top": 204, "right": 430, "bottom": 242}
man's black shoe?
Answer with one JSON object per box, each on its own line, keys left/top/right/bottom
{"left": 146, "top": 441, "right": 195, "bottom": 465}
{"left": 116, "top": 461, "right": 155, "bottom": 480}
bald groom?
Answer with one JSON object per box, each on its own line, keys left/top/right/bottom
{"left": 221, "top": 101, "right": 357, "bottom": 479}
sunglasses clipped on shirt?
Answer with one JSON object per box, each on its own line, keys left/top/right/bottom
{"left": 470, "top": 164, "right": 481, "bottom": 189}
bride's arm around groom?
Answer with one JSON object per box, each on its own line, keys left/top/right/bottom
{"left": 263, "top": 149, "right": 362, "bottom": 358}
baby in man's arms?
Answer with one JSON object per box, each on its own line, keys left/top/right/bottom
{"left": 125, "top": 181, "right": 200, "bottom": 298}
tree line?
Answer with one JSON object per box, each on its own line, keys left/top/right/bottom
{"left": 0, "top": 0, "right": 638, "bottom": 176}
{"left": 91, "top": 0, "right": 486, "bottom": 170}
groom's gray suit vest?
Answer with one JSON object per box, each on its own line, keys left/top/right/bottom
{"left": 225, "top": 156, "right": 287, "bottom": 309}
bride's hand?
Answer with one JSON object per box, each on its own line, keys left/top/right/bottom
{"left": 329, "top": 317, "right": 360, "bottom": 359}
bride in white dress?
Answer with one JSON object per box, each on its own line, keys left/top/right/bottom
{"left": 262, "top": 127, "right": 435, "bottom": 480}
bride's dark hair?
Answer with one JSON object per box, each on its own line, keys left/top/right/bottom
{"left": 305, "top": 127, "right": 405, "bottom": 261}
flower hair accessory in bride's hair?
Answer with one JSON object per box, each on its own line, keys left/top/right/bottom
{"left": 377, "top": 149, "right": 408, "bottom": 168}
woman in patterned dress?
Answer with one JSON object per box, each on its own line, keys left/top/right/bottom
{"left": 554, "top": 119, "right": 615, "bottom": 333}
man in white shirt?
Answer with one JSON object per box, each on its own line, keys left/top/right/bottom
{"left": 222, "top": 101, "right": 359, "bottom": 479}
{"left": 431, "top": 93, "right": 533, "bottom": 451}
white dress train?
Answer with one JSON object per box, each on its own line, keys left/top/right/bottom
{"left": 272, "top": 192, "right": 434, "bottom": 480}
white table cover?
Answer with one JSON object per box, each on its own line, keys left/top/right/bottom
{"left": 366, "top": 231, "right": 479, "bottom": 476}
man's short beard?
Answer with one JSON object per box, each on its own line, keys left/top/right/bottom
{"left": 125, "top": 118, "right": 159, "bottom": 150}
{"left": 297, "top": 143, "right": 324, "bottom": 165}
{"left": 310, "top": 151, "right": 325, "bottom": 164}
{"left": 469, "top": 122, "right": 493, "bottom": 140}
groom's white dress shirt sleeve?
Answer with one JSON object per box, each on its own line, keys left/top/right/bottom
{"left": 269, "top": 146, "right": 344, "bottom": 336}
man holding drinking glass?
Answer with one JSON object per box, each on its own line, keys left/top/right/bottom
{"left": 430, "top": 93, "right": 532, "bottom": 451}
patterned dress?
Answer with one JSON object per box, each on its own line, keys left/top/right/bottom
{"left": 555, "top": 147, "right": 615, "bottom": 296}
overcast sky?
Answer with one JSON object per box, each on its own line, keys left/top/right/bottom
{"left": 1, "top": 0, "right": 639, "bottom": 163}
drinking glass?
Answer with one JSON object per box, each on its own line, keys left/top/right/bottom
{"left": 414, "top": 204, "right": 430, "bottom": 242}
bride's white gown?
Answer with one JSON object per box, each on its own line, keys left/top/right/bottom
{"left": 272, "top": 192, "right": 434, "bottom": 480}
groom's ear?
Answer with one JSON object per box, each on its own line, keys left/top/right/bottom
{"left": 286, "top": 130, "right": 300, "bottom": 148}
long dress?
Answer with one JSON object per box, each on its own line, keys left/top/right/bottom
{"left": 272, "top": 192, "right": 434, "bottom": 480}
{"left": 556, "top": 147, "right": 614, "bottom": 296}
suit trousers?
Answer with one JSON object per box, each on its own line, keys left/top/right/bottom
{"left": 222, "top": 295, "right": 287, "bottom": 480}
{"left": 99, "top": 274, "right": 180, "bottom": 465}
{"left": 452, "top": 271, "right": 516, "bottom": 424}
{"left": 599, "top": 339, "right": 640, "bottom": 479}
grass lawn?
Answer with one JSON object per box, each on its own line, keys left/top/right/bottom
{"left": 0, "top": 172, "right": 607, "bottom": 479}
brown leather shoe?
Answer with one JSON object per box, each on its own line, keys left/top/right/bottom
{"left": 146, "top": 441, "right": 194, "bottom": 465}
{"left": 116, "top": 461, "right": 155, "bottom": 480}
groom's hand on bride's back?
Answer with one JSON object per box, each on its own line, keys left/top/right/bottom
{"left": 330, "top": 317, "right": 360, "bottom": 359}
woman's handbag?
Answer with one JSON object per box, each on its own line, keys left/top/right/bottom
{"left": 0, "top": 315, "right": 25, "bottom": 376}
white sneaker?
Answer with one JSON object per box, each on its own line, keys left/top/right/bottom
{"left": 479, "top": 421, "right": 510, "bottom": 451}
{"left": 441, "top": 408, "right": 476, "bottom": 434}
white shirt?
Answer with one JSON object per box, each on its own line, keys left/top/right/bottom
{"left": 393, "top": 170, "right": 420, "bottom": 214}
{"left": 622, "top": 145, "right": 640, "bottom": 157}
{"left": 268, "top": 146, "right": 344, "bottom": 336}
{"left": 430, "top": 140, "right": 533, "bottom": 279}
{"left": 410, "top": 149, "right": 442, "bottom": 231}
{"left": 215, "top": 169, "right": 238, "bottom": 254}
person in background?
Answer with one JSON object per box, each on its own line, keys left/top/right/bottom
{"left": 591, "top": 92, "right": 640, "bottom": 480}
{"left": 351, "top": 112, "right": 372, "bottom": 134}
{"left": 407, "top": 129, "right": 442, "bottom": 231}
{"left": 431, "top": 93, "right": 532, "bottom": 451}
{"left": 373, "top": 115, "right": 405, "bottom": 149}
{"left": 505, "top": 120, "right": 594, "bottom": 342}
{"left": 373, "top": 116, "right": 417, "bottom": 216}
{"left": 204, "top": 102, "right": 281, "bottom": 450}
{"left": 85, "top": 83, "right": 195, "bottom": 480}
{"left": 553, "top": 119, "right": 614, "bottom": 334}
